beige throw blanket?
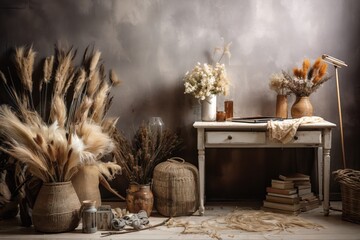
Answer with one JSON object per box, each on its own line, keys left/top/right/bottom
{"left": 267, "top": 116, "right": 324, "bottom": 144}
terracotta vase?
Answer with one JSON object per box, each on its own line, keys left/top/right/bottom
{"left": 201, "top": 95, "right": 217, "bottom": 121}
{"left": 126, "top": 182, "right": 139, "bottom": 214}
{"left": 275, "top": 95, "right": 288, "bottom": 119}
{"left": 291, "top": 96, "right": 313, "bottom": 118}
{"left": 32, "top": 181, "right": 81, "bottom": 233}
{"left": 126, "top": 183, "right": 153, "bottom": 216}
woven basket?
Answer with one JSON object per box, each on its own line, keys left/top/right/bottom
{"left": 152, "top": 157, "right": 199, "bottom": 217}
{"left": 32, "top": 182, "right": 81, "bottom": 233}
{"left": 333, "top": 169, "right": 360, "bottom": 224}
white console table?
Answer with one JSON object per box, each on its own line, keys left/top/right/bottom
{"left": 193, "top": 120, "right": 336, "bottom": 216}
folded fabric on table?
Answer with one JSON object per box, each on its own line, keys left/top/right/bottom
{"left": 267, "top": 116, "right": 324, "bottom": 144}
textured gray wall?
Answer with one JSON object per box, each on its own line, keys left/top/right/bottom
{"left": 1, "top": 0, "right": 359, "bottom": 199}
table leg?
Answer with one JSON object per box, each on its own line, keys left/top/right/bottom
{"left": 323, "top": 148, "right": 330, "bottom": 216}
{"left": 317, "top": 147, "right": 323, "bottom": 200}
{"left": 197, "top": 128, "right": 205, "bottom": 215}
{"left": 198, "top": 149, "right": 205, "bottom": 215}
{"left": 323, "top": 129, "right": 332, "bottom": 216}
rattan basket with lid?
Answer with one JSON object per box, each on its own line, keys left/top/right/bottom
{"left": 152, "top": 157, "right": 199, "bottom": 217}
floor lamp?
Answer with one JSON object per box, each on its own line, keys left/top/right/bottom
{"left": 322, "top": 54, "right": 348, "bottom": 169}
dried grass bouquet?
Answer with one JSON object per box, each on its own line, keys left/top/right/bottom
{"left": 183, "top": 41, "right": 231, "bottom": 100}
{"left": 111, "top": 123, "right": 181, "bottom": 185}
{"left": 282, "top": 57, "right": 331, "bottom": 97}
{"left": 269, "top": 72, "right": 291, "bottom": 96}
{"left": 0, "top": 45, "right": 122, "bottom": 183}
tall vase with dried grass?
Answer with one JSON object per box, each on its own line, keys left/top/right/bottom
{"left": 269, "top": 72, "right": 291, "bottom": 119}
{"left": 111, "top": 121, "right": 182, "bottom": 215}
{"left": 0, "top": 45, "right": 123, "bottom": 231}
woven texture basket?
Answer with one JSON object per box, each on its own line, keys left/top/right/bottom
{"left": 333, "top": 169, "right": 360, "bottom": 224}
{"left": 32, "top": 182, "right": 81, "bottom": 233}
{"left": 152, "top": 157, "right": 199, "bottom": 217}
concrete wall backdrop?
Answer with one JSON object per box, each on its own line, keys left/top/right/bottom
{"left": 0, "top": 0, "right": 359, "bottom": 200}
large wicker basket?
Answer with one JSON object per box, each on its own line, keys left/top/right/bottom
{"left": 152, "top": 157, "right": 199, "bottom": 217}
{"left": 333, "top": 169, "right": 360, "bottom": 224}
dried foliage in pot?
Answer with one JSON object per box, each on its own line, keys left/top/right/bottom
{"left": 0, "top": 45, "right": 124, "bottom": 218}
{"left": 282, "top": 57, "right": 331, "bottom": 97}
{"left": 111, "top": 123, "right": 182, "bottom": 185}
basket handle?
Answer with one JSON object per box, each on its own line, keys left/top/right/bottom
{"left": 167, "top": 157, "right": 185, "bottom": 164}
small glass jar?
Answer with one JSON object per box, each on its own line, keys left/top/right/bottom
{"left": 148, "top": 117, "right": 164, "bottom": 135}
{"left": 81, "top": 200, "right": 97, "bottom": 233}
{"left": 224, "top": 100, "right": 233, "bottom": 120}
{"left": 216, "top": 111, "right": 226, "bottom": 122}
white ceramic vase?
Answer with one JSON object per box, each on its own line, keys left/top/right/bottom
{"left": 201, "top": 95, "right": 217, "bottom": 121}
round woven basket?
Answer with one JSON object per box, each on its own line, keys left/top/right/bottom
{"left": 333, "top": 169, "right": 360, "bottom": 224}
{"left": 32, "top": 181, "right": 81, "bottom": 233}
{"left": 153, "top": 157, "right": 199, "bottom": 217}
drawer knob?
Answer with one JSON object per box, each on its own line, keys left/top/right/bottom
{"left": 227, "top": 135, "right": 232, "bottom": 140}
{"left": 294, "top": 136, "right": 299, "bottom": 140}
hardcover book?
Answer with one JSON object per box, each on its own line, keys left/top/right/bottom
{"left": 263, "top": 200, "right": 301, "bottom": 211}
{"left": 266, "top": 187, "right": 297, "bottom": 195}
{"left": 266, "top": 195, "right": 300, "bottom": 204}
{"left": 267, "top": 192, "right": 299, "bottom": 199}
{"left": 279, "top": 173, "right": 310, "bottom": 181}
{"left": 271, "top": 179, "right": 294, "bottom": 189}
{"left": 261, "top": 206, "right": 300, "bottom": 215}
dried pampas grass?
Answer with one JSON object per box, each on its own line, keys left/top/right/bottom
{"left": 109, "top": 69, "right": 121, "bottom": 86}
{"left": 0, "top": 44, "right": 122, "bottom": 184}
{"left": 0, "top": 105, "right": 116, "bottom": 182}
{"left": 76, "top": 121, "right": 115, "bottom": 163}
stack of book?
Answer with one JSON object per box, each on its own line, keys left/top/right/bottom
{"left": 279, "top": 173, "right": 320, "bottom": 212}
{"left": 262, "top": 179, "right": 301, "bottom": 215}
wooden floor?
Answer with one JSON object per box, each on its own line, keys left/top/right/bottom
{"left": 0, "top": 201, "right": 359, "bottom": 240}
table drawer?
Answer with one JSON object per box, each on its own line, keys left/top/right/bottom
{"left": 206, "top": 131, "right": 266, "bottom": 144}
{"left": 288, "top": 131, "right": 322, "bottom": 144}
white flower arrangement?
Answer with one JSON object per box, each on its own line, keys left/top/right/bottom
{"left": 184, "top": 62, "right": 229, "bottom": 100}
{"left": 183, "top": 40, "right": 231, "bottom": 100}
{"left": 269, "top": 72, "right": 291, "bottom": 96}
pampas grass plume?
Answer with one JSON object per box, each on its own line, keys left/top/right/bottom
{"left": 97, "top": 162, "right": 122, "bottom": 180}
{"left": 90, "top": 50, "right": 101, "bottom": 73}
{"left": 44, "top": 55, "right": 54, "bottom": 84}
{"left": 109, "top": 69, "right": 121, "bottom": 86}
{"left": 50, "top": 95, "right": 67, "bottom": 128}
{"left": 73, "top": 68, "right": 87, "bottom": 98}
{"left": 92, "top": 81, "right": 110, "bottom": 123}
{"left": 76, "top": 122, "right": 115, "bottom": 159}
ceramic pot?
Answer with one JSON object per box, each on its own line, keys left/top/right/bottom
{"left": 126, "top": 182, "right": 139, "bottom": 214}
{"left": 275, "top": 95, "right": 288, "bottom": 119}
{"left": 133, "top": 184, "right": 154, "bottom": 216}
{"left": 32, "top": 181, "right": 81, "bottom": 233}
{"left": 291, "top": 96, "right": 313, "bottom": 118}
{"left": 201, "top": 95, "right": 217, "bottom": 121}
{"left": 126, "top": 183, "right": 154, "bottom": 216}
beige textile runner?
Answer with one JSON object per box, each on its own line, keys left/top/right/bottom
{"left": 267, "top": 116, "right": 324, "bottom": 144}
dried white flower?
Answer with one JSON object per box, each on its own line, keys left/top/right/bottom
{"left": 183, "top": 62, "right": 229, "bottom": 100}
